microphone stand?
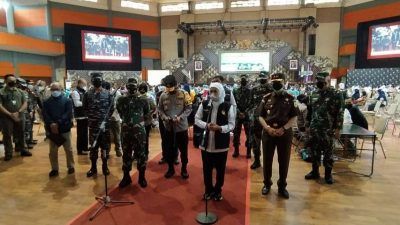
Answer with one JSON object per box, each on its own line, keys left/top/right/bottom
{"left": 89, "top": 87, "right": 134, "bottom": 221}
{"left": 196, "top": 100, "right": 217, "bottom": 225}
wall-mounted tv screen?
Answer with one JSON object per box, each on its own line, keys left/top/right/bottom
{"left": 368, "top": 22, "right": 400, "bottom": 59}
{"left": 82, "top": 31, "right": 132, "bottom": 63}
{"left": 219, "top": 51, "right": 270, "bottom": 73}
{"left": 65, "top": 24, "right": 141, "bottom": 71}
{"left": 356, "top": 16, "right": 400, "bottom": 69}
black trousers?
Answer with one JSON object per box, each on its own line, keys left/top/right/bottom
{"left": 165, "top": 130, "right": 188, "bottom": 166}
{"left": 201, "top": 151, "right": 228, "bottom": 194}
{"left": 159, "top": 118, "right": 167, "bottom": 160}
{"left": 76, "top": 119, "right": 88, "bottom": 153}
{"left": 262, "top": 129, "right": 293, "bottom": 188}
{"left": 145, "top": 124, "right": 151, "bottom": 155}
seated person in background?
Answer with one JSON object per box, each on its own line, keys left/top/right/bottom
{"left": 367, "top": 88, "right": 387, "bottom": 111}
{"left": 345, "top": 99, "right": 368, "bottom": 130}
{"left": 342, "top": 99, "right": 369, "bottom": 155}
{"left": 354, "top": 90, "right": 367, "bottom": 107}
{"left": 351, "top": 89, "right": 360, "bottom": 102}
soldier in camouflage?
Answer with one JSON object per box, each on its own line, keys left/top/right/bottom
{"left": 250, "top": 71, "right": 273, "bottom": 169}
{"left": 232, "top": 74, "right": 252, "bottom": 158}
{"left": 117, "top": 78, "right": 150, "bottom": 188}
{"left": 83, "top": 73, "right": 114, "bottom": 178}
{"left": 16, "top": 78, "right": 33, "bottom": 150}
{"left": 305, "top": 72, "right": 344, "bottom": 184}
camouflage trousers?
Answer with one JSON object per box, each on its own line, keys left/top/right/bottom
{"left": 24, "top": 112, "right": 33, "bottom": 143}
{"left": 89, "top": 127, "right": 111, "bottom": 160}
{"left": 121, "top": 124, "right": 147, "bottom": 172}
{"left": 233, "top": 117, "right": 251, "bottom": 149}
{"left": 309, "top": 130, "right": 334, "bottom": 169}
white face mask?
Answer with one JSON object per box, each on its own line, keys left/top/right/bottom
{"left": 210, "top": 93, "right": 219, "bottom": 101}
{"left": 38, "top": 86, "right": 45, "bottom": 91}
{"left": 51, "top": 91, "right": 62, "bottom": 98}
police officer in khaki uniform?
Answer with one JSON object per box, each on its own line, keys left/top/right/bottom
{"left": 0, "top": 74, "right": 32, "bottom": 161}
{"left": 258, "top": 73, "right": 297, "bottom": 199}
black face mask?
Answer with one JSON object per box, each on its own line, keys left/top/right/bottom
{"left": 259, "top": 79, "right": 267, "bottom": 85}
{"left": 7, "top": 81, "right": 16, "bottom": 87}
{"left": 92, "top": 78, "right": 102, "bottom": 88}
{"left": 272, "top": 81, "right": 283, "bottom": 91}
{"left": 127, "top": 84, "right": 137, "bottom": 94}
{"left": 240, "top": 79, "right": 247, "bottom": 86}
{"left": 316, "top": 81, "right": 325, "bottom": 89}
{"left": 139, "top": 90, "right": 146, "bottom": 94}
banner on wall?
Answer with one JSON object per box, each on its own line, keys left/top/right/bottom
{"left": 147, "top": 70, "right": 170, "bottom": 86}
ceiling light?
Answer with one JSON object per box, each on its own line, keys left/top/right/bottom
{"left": 121, "top": 0, "right": 150, "bottom": 11}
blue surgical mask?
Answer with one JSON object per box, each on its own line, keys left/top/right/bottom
{"left": 51, "top": 91, "right": 62, "bottom": 98}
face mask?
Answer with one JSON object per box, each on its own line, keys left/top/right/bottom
{"left": 210, "top": 93, "right": 219, "bottom": 101}
{"left": 7, "top": 81, "right": 16, "bottom": 88}
{"left": 127, "top": 83, "right": 137, "bottom": 94}
{"left": 240, "top": 79, "right": 247, "bottom": 86}
{"left": 28, "top": 85, "right": 34, "bottom": 91}
{"left": 79, "top": 85, "right": 87, "bottom": 91}
{"left": 316, "top": 81, "right": 325, "bottom": 89}
{"left": 92, "top": 78, "right": 102, "bottom": 88}
{"left": 51, "top": 91, "right": 62, "bottom": 98}
{"left": 139, "top": 90, "right": 146, "bottom": 95}
{"left": 259, "top": 79, "right": 267, "bottom": 85}
{"left": 272, "top": 81, "right": 283, "bottom": 91}
{"left": 38, "top": 86, "right": 45, "bottom": 91}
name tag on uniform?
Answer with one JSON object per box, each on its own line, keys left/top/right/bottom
{"left": 12, "top": 100, "right": 16, "bottom": 105}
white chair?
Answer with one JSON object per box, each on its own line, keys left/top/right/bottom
{"left": 360, "top": 116, "right": 389, "bottom": 159}
{"left": 362, "top": 100, "right": 382, "bottom": 125}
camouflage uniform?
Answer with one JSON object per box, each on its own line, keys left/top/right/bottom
{"left": 83, "top": 88, "right": 114, "bottom": 162}
{"left": 251, "top": 82, "right": 273, "bottom": 162}
{"left": 117, "top": 93, "right": 150, "bottom": 172}
{"left": 232, "top": 82, "right": 252, "bottom": 156}
{"left": 24, "top": 90, "right": 37, "bottom": 145}
{"left": 307, "top": 87, "right": 343, "bottom": 171}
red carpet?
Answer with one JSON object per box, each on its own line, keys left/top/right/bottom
{"left": 68, "top": 141, "right": 250, "bottom": 225}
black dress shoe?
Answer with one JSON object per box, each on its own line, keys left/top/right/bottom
{"left": 27, "top": 144, "right": 34, "bottom": 149}
{"left": 232, "top": 148, "right": 239, "bottom": 158}
{"left": 261, "top": 185, "right": 271, "bottom": 195}
{"left": 86, "top": 169, "right": 97, "bottom": 177}
{"left": 49, "top": 170, "right": 59, "bottom": 177}
{"left": 164, "top": 169, "right": 175, "bottom": 178}
{"left": 138, "top": 177, "right": 147, "bottom": 188}
{"left": 119, "top": 174, "right": 132, "bottom": 188}
{"left": 213, "top": 192, "right": 223, "bottom": 201}
{"left": 20, "top": 150, "right": 32, "bottom": 157}
{"left": 68, "top": 168, "right": 75, "bottom": 174}
{"left": 4, "top": 155, "right": 12, "bottom": 161}
{"left": 203, "top": 192, "right": 213, "bottom": 200}
{"left": 77, "top": 152, "right": 88, "bottom": 155}
{"left": 250, "top": 160, "right": 261, "bottom": 170}
{"left": 304, "top": 171, "right": 320, "bottom": 180}
{"left": 278, "top": 188, "right": 290, "bottom": 199}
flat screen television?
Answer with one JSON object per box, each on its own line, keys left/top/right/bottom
{"left": 355, "top": 16, "right": 400, "bottom": 69}
{"left": 219, "top": 51, "right": 270, "bottom": 73}
{"left": 368, "top": 22, "right": 400, "bottom": 59}
{"left": 81, "top": 31, "right": 132, "bottom": 63}
{"left": 65, "top": 24, "right": 141, "bottom": 71}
